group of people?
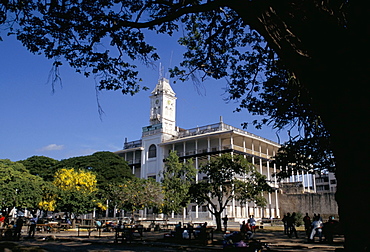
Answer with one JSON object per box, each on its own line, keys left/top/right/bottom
{"left": 239, "top": 215, "right": 257, "bottom": 239}
{"left": 0, "top": 214, "right": 39, "bottom": 240}
{"left": 282, "top": 212, "right": 299, "bottom": 238}
{"left": 303, "top": 213, "right": 340, "bottom": 243}
{"left": 282, "top": 212, "right": 341, "bottom": 243}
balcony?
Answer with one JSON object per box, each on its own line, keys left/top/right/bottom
{"left": 124, "top": 140, "right": 142, "bottom": 149}
{"left": 174, "top": 122, "right": 279, "bottom": 147}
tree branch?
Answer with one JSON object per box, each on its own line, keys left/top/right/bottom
{"left": 117, "top": 0, "right": 227, "bottom": 29}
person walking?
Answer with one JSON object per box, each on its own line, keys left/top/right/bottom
{"left": 303, "top": 213, "right": 311, "bottom": 238}
{"left": 287, "top": 212, "right": 298, "bottom": 238}
{"left": 28, "top": 215, "right": 38, "bottom": 238}
{"left": 14, "top": 217, "right": 24, "bottom": 240}
{"left": 222, "top": 215, "right": 229, "bottom": 232}
{"left": 282, "top": 214, "right": 288, "bottom": 235}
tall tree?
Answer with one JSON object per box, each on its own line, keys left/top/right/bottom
{"left": 189, "top": 154, "right": 271, "bottom": 231}
{"left": 57, "top": 152, "right": 133, "bottom": 188}
{"left": 53, "top": 167, "right": 101, "bottom": 225}
{"left": 1, "top": 1, "right": 368, "bottom": 249}
{"left": 19, "top": 156, "right": 59, "bottom": 181}
{"left": 111, "top": 178, "right": 163, "bottom": 214}
{"left": 0, "top": 159, "right": 50, "bottom": 214}
{"left": 161, "top": 151, "right": 196, "bottom": 216}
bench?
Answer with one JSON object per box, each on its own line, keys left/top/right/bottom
{"left": 115, "top": 225, "right": 143, "bottom": 243}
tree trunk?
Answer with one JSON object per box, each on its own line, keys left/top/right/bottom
{"left": 214, "top": 211, "right": 222, "bottom": 231}
{"left": 228, "top": 1, "right": 370, "bottom": 250}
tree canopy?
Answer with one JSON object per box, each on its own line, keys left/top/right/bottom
{"left": 0, "top": 1, "right": 334, "bottom": 175}
{"left": 19, "top": 155, "right": 59, "bottom": 181}
{"left": 161, "top": 151, "right": 196, "bottom": 215}
{"left": 108, "top": 178, "right": 163, "bottom": 213}
{"left": 57, "top": 151, "right": 133, "bottom": 188}
{"left": 0, "top": 159, "right": 51, "bottom": 213}
{"left": 190, "top": 154, "right": 271, "bottom": 231}
{"left": 53, "top": 167, "right": 101, "bottom": 218}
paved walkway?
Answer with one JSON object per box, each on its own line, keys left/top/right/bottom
{"left": 0, "top": 227, "right": 344, "bottom": 251}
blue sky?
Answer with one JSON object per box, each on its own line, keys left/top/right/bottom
{"left": 0, "top": 33, "right": 288, "bottom": 162}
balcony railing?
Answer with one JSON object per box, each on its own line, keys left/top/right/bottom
{"left": 126, "top": 158, "right": 142, "bottom": 165}
{"left": 124, "top": 140, "right": 142, "bottom": 149}
{"left": 174, "top": 122, "right": 279, "bottom": 146}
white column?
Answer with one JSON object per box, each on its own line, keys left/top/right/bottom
{"left": 306, "top": 171, "right": 310, "bottom": 191}
{"left": 195, "top": 139, "right": 199, "bottom": 218}
{"left": 251, "top": 140, "right": 255, "bottom": 165}
{"left": 259, "top": 143, "right": 263, "bottom": 218}
{"left": 230, "top": 133, "right": 235, "bottom": 217}
{"left": 230, "top": 134, "right": 234, "bottom": 150}
{"left": 141, "top": 147, "right": 146, "bottom": 179}
{"left": 267, "top": 161, "right": 272, "bottom": 218}
{"left": 207, "top": 137, "right": 211, "bottom": 161}
{"left": 219, "top": 136, "right": 222, "bottom": 153}
{"left": 273, "top": 150, "right": 280, "bottom": 218}
{"left": 266, "top": 148, "right": 270, "bottom": 178}
{"left": 259, "top": 143, "right": 263, "bottom": 174}
{"left": 195, "top": 140, "right": 199, "bottom": 182}
{"left": 207, "top": 137, "right": 211, "bottom": 218}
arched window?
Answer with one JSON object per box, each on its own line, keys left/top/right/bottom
{"left": 148, "top": 144, "right": 157, "bottom": 158}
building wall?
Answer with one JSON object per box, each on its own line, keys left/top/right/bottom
{"left": 278, "top": 192, "right": 338, "bottom": 219}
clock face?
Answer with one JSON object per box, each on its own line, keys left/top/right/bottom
{"left": 167, "top": 100, "right": 171, "bottom": 105}
{"left": 155, "top": 99, "right": 159, "bottom": 104}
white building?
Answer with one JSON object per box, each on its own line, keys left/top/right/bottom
{"left": 115, "top": 78, "right": 285, "bottom": 219}
{"left": 315, "top": 172, "right": 337, "bottom": 193}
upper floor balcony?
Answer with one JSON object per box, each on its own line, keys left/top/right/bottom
{"left": 173, "top": 122, "right": 278, "bottom": 146}
{"left": 124, "top": 140, "right": 142, "bottom": 149}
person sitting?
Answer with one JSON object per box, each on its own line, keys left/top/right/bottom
{"left": 0, "top": 214, "right": 5, "bottom": 228}
{"left": 248, "top": 215, "right": 256, "bottom": 233}
{"left": 309, "top": 216, "right": 323, "bottom": 242}
{"left": 323, "top": 216, "right": 339, "bottom": 243}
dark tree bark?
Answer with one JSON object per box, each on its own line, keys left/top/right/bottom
{"left": 227, "top": 1, "right": 370, "bottom": 251}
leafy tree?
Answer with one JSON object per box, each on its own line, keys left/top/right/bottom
{"left": 189, "top": 154, "right": 271, "bottom": 231}
{"left": 56, "top": 152, "right": 134, "bottom": 212}
{"left": 0, "top": 159, "right": 50, "bottom": 213}
{"left": 19, "top": 156, "right": 59, "bottom": 181}
{"left": 111, "top": 178, "right": 163, "bottom": 213}
{"left": 57, "top": 152, "right": 133, "bottom": 188}
{"left": 161, "top": 151, "right": 196, "bottom": 215}
{"left": 53, "top": 168, "right": 100, "bottom": 225}
{"left": 1, "top": 1, "right": 368, "bottom": 249}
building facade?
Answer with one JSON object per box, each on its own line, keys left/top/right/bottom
{"left": 115, "top": 78, "right": 302, "bottom": 219}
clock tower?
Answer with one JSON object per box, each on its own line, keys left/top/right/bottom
{"left": 148, "top": 77, "right": 177, "bottom": 136}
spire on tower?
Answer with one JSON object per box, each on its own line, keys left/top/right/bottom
{"left": 159, "top": 62, "right": 164, "bottom": 80}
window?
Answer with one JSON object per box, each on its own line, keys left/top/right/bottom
{"left": 148, "top": 144, "right": 157, "bottom": 158}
